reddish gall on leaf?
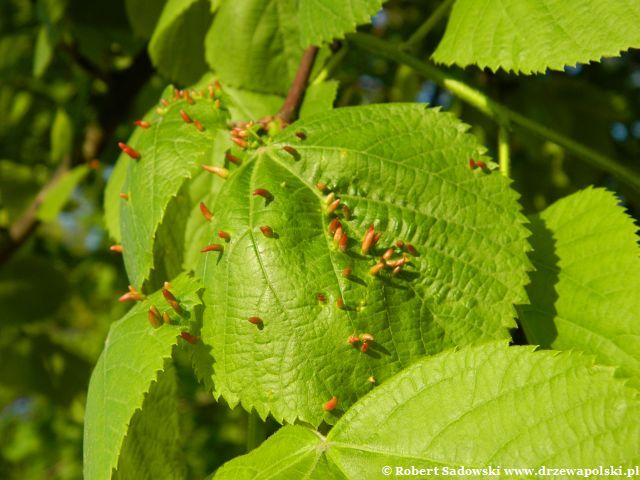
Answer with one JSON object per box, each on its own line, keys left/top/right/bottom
{"left": 252, "top": 189, "right": 273, "bottom": 201}
{"left": 119, "top": 285, "right": 144, "bottom": 302}
{"left": 341, "top": 266, "right": 352, "bottom": 278}
{"left": 117, "top": 142, "right": 141, "bottom": 160}
{"left": 225, "top": 152, "right": 242, "bottom": 165}
{"left": 248, "top": 316, "right": 263, "bottom": 326}
{"left": 201, "top": 244, "right": 224, "bottom": 253}
{"left": 316, "top": 292, "right": 327, "bottom": 304}
{"left": 333, "top": 226, "right": 344, "bottom": 244}
{"left": 162, "top": 287, "right": 181, "bottom": 314}
{"left": 118, "top": 192, "right": 129, "bottom": 200}
{"left": 180, "top": 332, "right": 199, "bottom": 344}
{"left": 148, "top": 305, "right": 161, "bottom": 328}
{"left": 260, "top": 226, "right": 274, "bottom": 238}
{"left": 193, "top": 119, "right": 204, "bottom": 132}
{"left": 316, "top": 182, "right": 327, "bottom": 192}
{"left": 218, "top": 231, "right": 231, "bottom": 242}
{"left": 231, "top": 136, "right": 248, "bottom": 149}
{"left": 348, "top": 335, "right": 360, "bottom": 345}
{"left": 295, "top": 131, "right": 306, "bottom": 140}
{"left": 109, "top": 244, "right": 123, "bottom": 253}
{"left": 134, "top": 120, "right": 151, "bottom": 129}
{"left": 179, "top": 109, "right": 192, "bottom": 123}
{"left": 405, "top": 243, "right": 418, "bottom": 257}
{"left": 369, "top": 262, "right": 385, "bottom": 276}
{"left": 202, "top": 165, "right": 229, "bottom": 178}
{"left": 323, "top": 396, "right": 338, "bottom": 411}
{"left": 162, "top": 312, "right": 171, "bottom": 325}
{"left": 326, "top": 198, "right": 341, "bottom": 215}
{"left": 199, "top": 202, "right": 213, "bottom": 221}
{"left": 361, "top": 225, "right": 375, "bottom": 255}
{"left": 338, "top": 233, "right": 348, "bottom": 252}
{"left": 282, "top": 145, "right": 299, "bottom": 158}
{"left": 360, "top": 342, "right": 369, "bottom": 353}
{"left": 328, "top": 218, "right": 341, "bottom": 235}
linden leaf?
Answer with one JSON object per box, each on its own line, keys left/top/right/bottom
{"left": 519, "top": 187, "right": 640, "bottom": 387}
{"left": 118, "top": 87, "right": 229, "bottom": 287}
{"left": 433, "top": 0, "right": 640, "bottom": 74}
{"left": 213, "top": 343, "right": 640, "bottom": 479}
{"left": 83, "top": 273, "right": 201, "bottom": 480}
{"left": 196, "top": 104, "right": 531, "bottom": 425}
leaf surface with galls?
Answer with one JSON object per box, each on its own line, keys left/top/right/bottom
{"left": 118, "top": 86, "right": 229, "bottom": 287}
{"left": 213, "top": 343, "right": 640, "bottom": 479}
{"left": 195, "top": 104, "right": 531, "bottom": 426}
{"left": 83, "top": 273, "right": 202, "bottom": 480}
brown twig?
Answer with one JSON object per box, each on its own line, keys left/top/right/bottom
{"left": 277, "top": 46, "right": 319, "bottom": 124}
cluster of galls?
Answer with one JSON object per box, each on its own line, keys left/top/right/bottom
{"left": 116, "top": 82, "right": 224, "bottom": 201}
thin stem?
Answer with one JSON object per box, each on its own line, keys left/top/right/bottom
{"left": 246, "top": 410, "right": 266, "bottom": 452}
{"left": 278, "top": 46, "right": 319, "bottom": 124}
{"left": 311, "top": 44, "right": 349, "bottom": 86}
{"left": 402, "top": 0, "right": 455, "bottom": 51}
{"left": 498, "top": 126, "right": 511, "bottom": 178}
{"left": 349, "top": 33, "right": 640, "bottom": 192}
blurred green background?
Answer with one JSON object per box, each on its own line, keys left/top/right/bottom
{"left": 0, "top": 0, "right": 638, "bottom": 478}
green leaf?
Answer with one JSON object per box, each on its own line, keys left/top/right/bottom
{"left": 223, "top": 86, "right": 285, "bottom": 122}
{"left": 519, "top": 188, "right": 640, "bottom": 387}
{"left": 213, "top": 425, "right": 338, "bottom": 479}
{"left": 205, "top": 0, "right": 303, "bottom": 95}
{"left": 33, "top": 26, "right": 53, "bottom": 78}
{"left": 114, "top": 365, "right": 186, "bottom": 479}
{"left": 149, "top": 0, "right": 213, "bottom": 84}
{"left": 50, "top": 108, "right": 73, "bottom": 164}
{"left": 37, "top": 165, "right": 89, "bottom": 222}
{"left": 297, "top": 0, "right": 382, "bottom": 47}
{"left": 205, "top": 0, "right": 374, "bottom": 95}
{"left": 119, "top": 87, "right": 229, "bottom": 287}
{"left": 196, "top": 104, "right": 530, "bottom": 425}
{"left": 214, "top": 343, "right": 640, "bottom": 479}
{"left": 433, "top": 0, "right": 640, "bottom": 74}
{"left": 0, "top": 160, "right": 44, "bottom": 225}
{"left": 299, "top": 80, "right": 339, "bottom": 119}
{"left": 104, "top": 153, "right": 129, "bottom": 242}
{"left": 83, "top": 272, "right": 201, "bottom": 480}
{"left": 125, "top": 0, "right": 167, "bottom": 39}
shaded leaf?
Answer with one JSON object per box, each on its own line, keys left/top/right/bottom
{"left": 149, "top": 0, "right": 213, "bottom": 84}
{"left": 125, "top": 0, "right": 168, "bottom": 39}
{"left": 114, "top": 365, "right": 186, "bottom": 480}
{"left": 519, "top": 188, "right": 640, "bottom": 387}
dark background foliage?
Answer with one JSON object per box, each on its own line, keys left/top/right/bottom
{"left": 0, "top": 0, "right": 638, "bottom": 477}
